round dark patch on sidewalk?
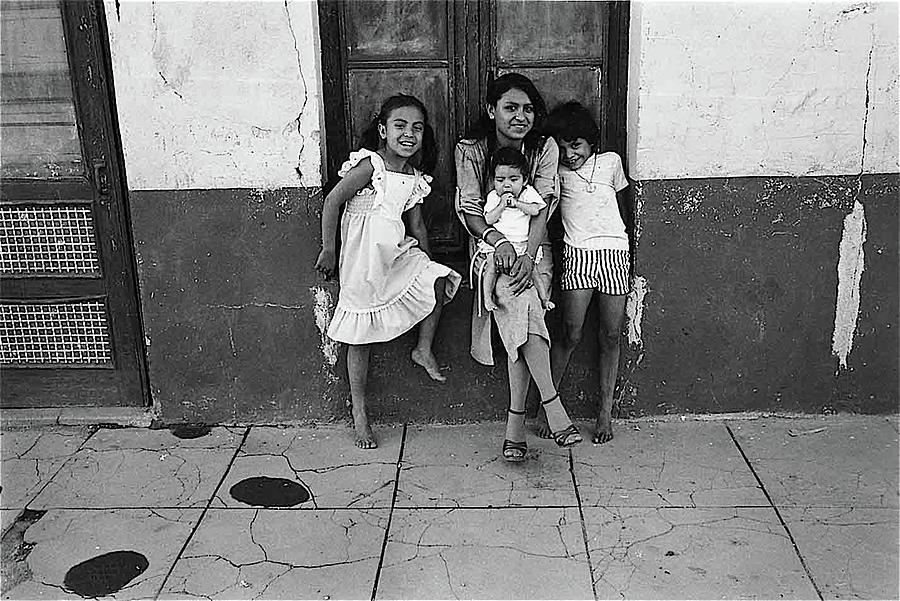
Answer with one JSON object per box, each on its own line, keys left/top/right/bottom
{"left": 229, "top": 477, "right": 310, "bottom": 507}
{"left": 169, "top": 424, "right": 211, "bottom": 439}
{"left": 63, "top": 551, "right": 148, "bottom": 597}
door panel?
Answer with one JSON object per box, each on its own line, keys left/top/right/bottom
{"left": 496, "top": 1, "right": 607, "bottom": 62}
{"left": 319, "top": 1, "right": 625, "bottom": 261}
{"left": 335, "top": 0, "right": 462, "bottom": 251}
{"left": 347, "top": 68, "right": 454, "bottom": 239}
{"left": 0, "top": 0, "right": 147, "bottom": 408}
{"left": 1, "top": 0, "right": 82, "bottom": 178}
{"left": 345, "top": 1, "right": 448, "bottom": 60}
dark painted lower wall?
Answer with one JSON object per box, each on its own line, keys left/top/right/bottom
{"left": 129, "top": 174, "right": 898, "bottom": 424}
{"left": 629, "top": 173, "right": 898, "bottom": 415}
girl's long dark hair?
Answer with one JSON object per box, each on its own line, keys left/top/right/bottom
{"left": 465, "top": 73, "right": 548, "bottom": 190}
{"left": 358, "top": 94, "right": 437, "bottom": 173}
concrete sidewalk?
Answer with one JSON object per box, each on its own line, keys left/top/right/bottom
{"left": 1, "top": 415, "right": 897, "bottom": 600}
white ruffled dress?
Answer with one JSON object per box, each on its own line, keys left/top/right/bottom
{"left": 327, "top": 149, "right": 461, "bottom": 344}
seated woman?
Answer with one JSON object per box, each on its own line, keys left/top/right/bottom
{"left": 454, "top": 72, "right": 582, "bottom": 462}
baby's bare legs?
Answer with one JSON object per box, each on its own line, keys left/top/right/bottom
{"left": 482, "top": 260, "right": 499, "bottom": 312}
{"left": 411, "top": 276, "right": 448, "bottom": 382}
{"left": 533, "top": 265, "right": 555, "bottom": 310}
{"left": 347, "top": 344, "right": 376, "bottom": 449}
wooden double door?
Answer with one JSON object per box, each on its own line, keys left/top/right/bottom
{"left": 319, "top": 0, "right": 628, "bottom": 262}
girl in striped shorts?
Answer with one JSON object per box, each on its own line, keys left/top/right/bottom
{"left": 545, "top": 101, "right": 631, "bottom": 445}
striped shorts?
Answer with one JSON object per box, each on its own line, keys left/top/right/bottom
{"left": 560, "top": 245, "right": 631, "bottom": 294}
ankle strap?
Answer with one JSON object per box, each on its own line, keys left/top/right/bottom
{"left": 541, "top": 393, "right": 560, "bottom": 406}
{"left": 507, "top": 408, "right": 526, "bottom": 415}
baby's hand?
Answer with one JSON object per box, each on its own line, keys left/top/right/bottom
{"left": 315, "top": 248, "right": 336, "bottom": 279}
{"left": 501, "top": 192, "right": 516, "bottom": 207}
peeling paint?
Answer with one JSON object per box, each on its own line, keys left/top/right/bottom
{"left": 311, "top": 286, "right": 338, "bottom": 369}
{"left": 832, "top": 200, "right": 867, "bottom": 369}
{"left": 625, "top": 275, "right": 648, "bottom": 348}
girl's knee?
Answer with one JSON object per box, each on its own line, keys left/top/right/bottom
{"left": 563, "top": 324, "right": 584, "bottom": 348}
{"left": 598, "top": 328, "right": 621, "bottom": 349}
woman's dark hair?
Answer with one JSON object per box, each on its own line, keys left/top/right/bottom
{"left": 359, "top": 94, "right": 437, "bottom": 173}
{"left": 488, "top": 147, "right": 529, "bottom": 180}
{"left": 545, "top": 101, "right": 601, "bottom": 152}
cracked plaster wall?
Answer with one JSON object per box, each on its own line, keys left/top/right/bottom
{"left": 104, "top": 1, "right": 322, "bottom": 190}
{"left": 627, "top": 2, "right": 899, "bottom": 180}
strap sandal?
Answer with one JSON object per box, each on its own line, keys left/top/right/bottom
{"left": 503, "top": 408, "right": 527, "bottom": 462}
{"left": 541, "top": 393, "right": 560, "bottom": 406}
{"left": 502, "top": 439, "right": 527, "bottom": 462}
{"left": 552, "top": 424, "right": 583, "bottom": 448}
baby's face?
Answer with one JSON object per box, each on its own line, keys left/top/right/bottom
{"left": 493, "top": 165, "right": 525, "bottom": 197}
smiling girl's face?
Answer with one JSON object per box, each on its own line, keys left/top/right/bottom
{"left": 379, "top": 105, "right": 425, "bottom": 160}
{"left": 488, "top": 88, "right": 534, "bottom": 146}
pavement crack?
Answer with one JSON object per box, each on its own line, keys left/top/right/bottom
{"left": 438, "top": 552, "right": 459, "bottom": 600}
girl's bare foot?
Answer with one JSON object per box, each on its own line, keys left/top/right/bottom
{"left": 592, "top": 412, "right": 614, "bottom": 444}
{"left": 411, "top": 348, "right": 446, "bottom": 382}
{"left": 352, "top": 408, "right": 377, "bottom": 449}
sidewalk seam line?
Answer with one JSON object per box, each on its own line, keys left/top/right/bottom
{"left": 570, "top": 450, "right": 599, "bottom": 601}
{"left": 153, "top": 425, "right": 252, "bottom": 601}
{"left": 370, "top": 422, "right": 406, "bottom": 601}
{"left": 726, "top": 423, "right": 824, "bottom": 601}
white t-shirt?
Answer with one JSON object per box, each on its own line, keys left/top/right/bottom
{"left": 477, "top": 184, "right": 546, "bottom": 255}
{"left": 558, "top": 152, "right": 628, "bottom": 250}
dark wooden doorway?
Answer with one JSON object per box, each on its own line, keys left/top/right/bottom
{"left": 318, "top": 0, "right": 629, "bottom": 264}
{"left": 0, "top": 0, "right": 148, "bottom": 407}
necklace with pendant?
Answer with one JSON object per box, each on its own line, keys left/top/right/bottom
{"left": 572, "top": 156, "right": 598, "bottom": 193}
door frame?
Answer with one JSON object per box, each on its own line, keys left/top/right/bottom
{"left": 317, "top": 0, "right": 631, "bottom": 255}
{"left": 0, "top": 0, "right": 150, "bottom": 407}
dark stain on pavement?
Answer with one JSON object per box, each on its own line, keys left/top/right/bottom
{"left": 64, "top": 550, "right": 148, "bottom": 597}
{"left": 169, "top": 424, "right": 212, "bottom": 439}
{"left": 229, "top": 476, "right": 310, "bottom": 507}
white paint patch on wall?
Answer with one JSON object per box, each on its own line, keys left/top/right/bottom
{"left": 311, "top": 286, "right": 339, "bottom": 369}
{"left": 105, "top": 1, "right": 321, "bottom": 190}
{"left": 832, "top": 199, "right": 867, "bottom": 369}
{"left": 625, "top": 275, "right": 648, "bottom": 348}
{"left": 627, "top": 2, "right": 899, "bottom": 180}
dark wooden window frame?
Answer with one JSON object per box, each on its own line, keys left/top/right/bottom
{"left": 1, "top": 0, "right": 150, "bottom": 407}
{"left": 317, "top": 0, "right": 630, "bottom": 259}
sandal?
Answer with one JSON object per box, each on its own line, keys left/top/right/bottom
{"left": 541, "top": 394, "right": 583, "bottom": 448}
{"left": 502, "top": 439, "right": 528, "bottom": 462}
{"left": 503, "top": 408, "right": 527, "bottom": 462}
{"left": 552, "top": 424, "right": 583, "bottom": 448}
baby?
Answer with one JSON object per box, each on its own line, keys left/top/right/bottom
{"left": 478, "top": 147, "right": 553, "bottom": 312}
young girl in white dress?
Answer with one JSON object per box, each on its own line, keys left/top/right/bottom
{"left": 315, "top": 95, "right": 461, "bottom": 449}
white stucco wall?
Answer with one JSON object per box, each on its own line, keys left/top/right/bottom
{"left": 105, "top": 0, "right": 322, "bottom": 190}
{"left": 627, "top": 2, "right": 899, "bottom": 180}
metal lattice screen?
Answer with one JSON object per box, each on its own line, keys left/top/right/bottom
{"left": 0, "top": 206, "right": 100, "bottom": 276}
{"left": 0, "top": 301, "right": 112, "bottom": 366}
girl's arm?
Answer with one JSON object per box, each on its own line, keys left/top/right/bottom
{"left": 314, "top": 159, "right": 375, "bottom": 278}
{"left": 403, "top": 204, "right": 432, "bottom": 258}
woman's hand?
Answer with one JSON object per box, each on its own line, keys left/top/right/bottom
{"left": 494, "top": 241, "right": 517, "bottom": 274}
{"left": 315, "top": 247, "right": 336, "bottom": 279}
{"left": 508, "top": 253, "right": 534, "bottom": 295}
